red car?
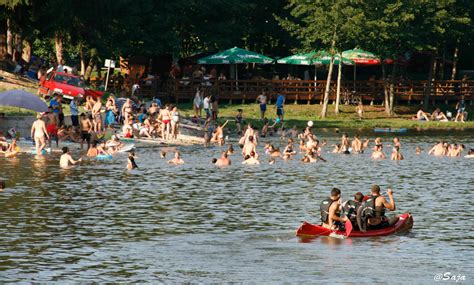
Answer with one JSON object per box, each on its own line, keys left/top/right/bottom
{"left": 38, "top": 71, "right": 103, "bottom": 101}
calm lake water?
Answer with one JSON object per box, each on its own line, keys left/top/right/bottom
{"left": 1, "top": 129, "right": 473, "bottom": 283}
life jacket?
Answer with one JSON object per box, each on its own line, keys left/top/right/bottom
{"left": 320, "top": 198, "right": 335, "bottom": 224}
{"left": 342, "top": 200, "right": 361, "bottom": 222}
{"left": 356, "top": 195, "right": 386, "bottom": 232}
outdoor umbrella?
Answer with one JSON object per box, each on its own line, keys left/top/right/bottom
{"left": 277, "top": 51, "right": 321, "bottom": 81}
{"left": 277, "top": 50, "right": 353, "bottom": 81}
{"left": 0, "top": 89, "right": 48, "bottom": 112}
{"left": 342, "top": 48, "right": 381, "bottom": 90}
{"left": 197, "top": 47, "right": 274, "bottom": 86}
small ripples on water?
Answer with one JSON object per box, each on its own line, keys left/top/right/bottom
{"left": 0, "top": 130, "right": 473, "bottom": 282}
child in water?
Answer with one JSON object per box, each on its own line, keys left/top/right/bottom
{"left": 127, "top": 150, "right": 138, "bottom": 170}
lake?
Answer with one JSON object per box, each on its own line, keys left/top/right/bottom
{"left": 0, "top": 129, "right": 473, "bottom": 283}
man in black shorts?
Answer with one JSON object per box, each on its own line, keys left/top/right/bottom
{"left": 79, "top": 113, "right": 93, "bottom": 150}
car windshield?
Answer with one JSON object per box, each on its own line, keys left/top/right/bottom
{"left": 53, "top": 74, "right": 84, "bottom": 87}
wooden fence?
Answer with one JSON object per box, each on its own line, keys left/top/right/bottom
{"left": 101, "top": 78, "right": 474, "bottom": 105}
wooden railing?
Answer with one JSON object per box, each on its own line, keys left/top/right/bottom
{"left": 95, "top": 78, "right": 474, "bottom": 104}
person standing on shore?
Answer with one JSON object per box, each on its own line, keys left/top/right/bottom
{"left": 193, "top": 88, "right": 202, "bottom": 118}
{"left": 275, "top": 94, "right": 285, "bottom": 122}
{"left": 256, "top": 91, "right": 267, "bottom": 120}
{"left": 70, "top": 97, "right": 79, "bottom": 130}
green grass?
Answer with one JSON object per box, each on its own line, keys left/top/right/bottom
{"left": 177, "top": 102, "right": 474, "bottom": 130}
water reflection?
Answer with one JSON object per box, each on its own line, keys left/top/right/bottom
{"left": 0, "top": 130, "right": 473, "bottom": 282}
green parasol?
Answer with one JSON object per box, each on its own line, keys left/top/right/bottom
{"left": 197, "top": 47, "right": 274, "bottom": 65}
{"left": 342, "top": 48, "right": 381, "bottom": 90}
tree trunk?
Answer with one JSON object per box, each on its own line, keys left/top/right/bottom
{"left": 321, "top": 55, "right": 334, "bottom": 118}
{"left": 79, "top": 43, "right": 86, "bottom": 76}
{"left": 13, "top": 33, "right": 22, "bottom": 62}
{"left": 335, "top": 53, "right": 342, "bottom": 114}
{"left": 451, "top": 46, "right": 459, "bottom": 80}
{"left": 388, "top": 63, "right": 398, "bottom": 115}
{"left": 54, "top": 32, "right": 63, "bottom": 64}
{"left": 423, "top": 53, "right": 436, "bottom": 110}
{"left": 22, "top": 40, "right": 31, "bottom": 63}
{"left": 382, "top": 62, "right": 390, "bottom": 115}
{"left": 6, "top": 18, "right": 13, "bottom": 56}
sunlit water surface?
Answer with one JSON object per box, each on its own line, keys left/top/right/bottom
{"left": 1, "top": 130, "right": 473, "bottom": 283}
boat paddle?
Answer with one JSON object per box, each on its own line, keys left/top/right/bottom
{"left": 345, "top": 220, "right": 353, "bottom": 237}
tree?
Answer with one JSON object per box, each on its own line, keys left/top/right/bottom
{"left": 277, "top": 0, "right": 365, "bottom": 118}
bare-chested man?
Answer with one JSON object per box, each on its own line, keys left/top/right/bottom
{"left": 46, "top": 107, "right": 58, "bottom": 147}
{"left": 215, "top": 151, "right": 231, "bottom": 167}
{"left": 92, "top": 97, "right": 103, "bottom": 132}
{"left": 80, "top": 113, "right": 93, "bottom": 150}
{"left": 351, "top": 134, "right": 362, "bottom": 154}
{"left": 168, "top": 151, "right": 184, "bottom": 165}
{"left": 428, "top": 141, "right": 447, "bottom": 156}
{"left": 31, "top": 114, "right": 49, "bottom": 155}
{"left": 242, "top": 136, "right": 257, "bottom": 157}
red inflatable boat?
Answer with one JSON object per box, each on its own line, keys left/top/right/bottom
{"left": 296, "top": 212, "right": 413, "bottom": 238}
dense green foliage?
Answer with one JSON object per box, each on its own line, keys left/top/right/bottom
{"left": 2, "top": 1, "right": 472, "bottom": 63}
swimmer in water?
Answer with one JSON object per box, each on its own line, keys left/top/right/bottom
{"left": 415, "top": 146, "right": 422, "bottom": 155}
{"left": 60, "top": 147, "right": 82, "bottom": 168}
{"left": 0, "top": 180, "right": 4, "bottom": 192}
{"left": 227, "top": 144, "right": 234, "bottom": 155}
{"left": 391, "top": 145, "right": 404, "bottom": 160}
{"left": 168, "top": 151, "right": 184, "bottom": 165}
{"left": 465, "top": 149, "right": 474, "bottom": 158}
{"left": 351, "top": 135, "right": 362, "bottom": 154}
{"left": 428, "top": 141, "right": 447, "bottom": 156}
{"left": 242, "top": 151, "right": 260, "bottom": 165}
{"left": 127, "top": 150, "right": 138, "bottom": 170}
{"left": 268, "top": 158, "right": 276, "bottom": 165}
{"left": 371, "top": 144, "right": 386, "bottom": 159}
{"left": 215, "top": 151, "right": 231, "bottom": 167}
{"left": 160, "top": 151, "right": 166, "bottom": 159}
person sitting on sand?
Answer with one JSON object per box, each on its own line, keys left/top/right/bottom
{"left": 127, "top": 150, "right": 138, "bottom": 170}
{"left": 371, "top": 144, "right": 386, "bottom": 159}
{"left": 168, "top": 151, "right": 184, "bottom": 165}
{"left": 215, "top": 151, "right": 231, "bottom": 167}
{"left": 242, "top": 151, "right": 260, "bottom": 165}
{"left": 412, "top": 109, "right": 430, "bottom": 121}
{"left": 431, "top": 108, "right": 448, "bottom": 122}
{"left": 60, "top": 147, "right": 81, "bottom": 168}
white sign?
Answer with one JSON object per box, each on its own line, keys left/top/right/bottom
{"left": 104, "top": 59, "right": 115, "bottom": 68}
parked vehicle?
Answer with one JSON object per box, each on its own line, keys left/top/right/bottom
{"left": 38, "top": 71, "right": 103, "bottom": 101}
